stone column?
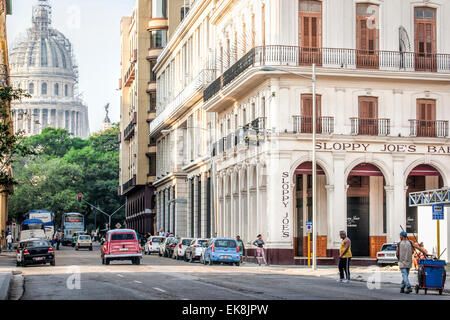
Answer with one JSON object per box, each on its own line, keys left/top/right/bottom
{"left": 200, "top": 173, "right": 208, "bottom": 238}
{"left": 170, "top": 187, "right": 175, "bottom": 235}
{"left": 325, "top": 185, "right": 335, "bottom": 248}
{"left": 193, "top": 176, "right": 199, "bottom": 237}
{"left": 187, "top": 179, "right": 192, "bottom": 237}
{"left": 392, "top": 155, "right": 406, "bottom": 242}
{"left": 331, "top": 152, "right": 347, "bottom": 250}
{"left": 385, "top": 186, "right": 394, "bottom": 243}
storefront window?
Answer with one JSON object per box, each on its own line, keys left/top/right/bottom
{"left": 151, "top": 30, "right": 167, "bottom": 48}
{"left": 152, "top": 0, "right": 167, "bottom": 18}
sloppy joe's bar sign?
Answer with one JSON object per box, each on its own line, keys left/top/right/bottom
{"left": 316, "top": 142, "right": 450, "bottom": 154}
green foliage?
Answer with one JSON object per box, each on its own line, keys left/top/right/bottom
{"left": 8, "top": 124, "right": 124, "bottom": 230}
{"left": 0, "top": 87, "right": 35, "bottom": 189}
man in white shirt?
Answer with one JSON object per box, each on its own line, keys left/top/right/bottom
{"left": 6, "top": 233, "right": 13, "bottom": 252}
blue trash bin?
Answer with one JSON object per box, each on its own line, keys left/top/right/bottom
{"left": 416, "top": 259, "right": 446, "bottom": 295}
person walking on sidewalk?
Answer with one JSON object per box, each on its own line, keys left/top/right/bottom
{"left": 236, "top": 235, "right": 245, "bottom": 264}
{"left": 6, "top": 233, "right": 13, "bottom": 252}
{"left": 396, "top": 231, "right": 430, "bottom": 294}
{"left": 338, "top": 231, "right": 352, "bottom": 283}
{"left": 55, "top": 229, "right": 62, "bottom": 250}
{"left": 253, "top": 234, "right": 268, "bottom": 266}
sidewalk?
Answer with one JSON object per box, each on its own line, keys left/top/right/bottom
{"left": 241, "top": 262, "right": 450, "bottom": 293}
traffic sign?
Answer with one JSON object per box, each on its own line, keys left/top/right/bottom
{"left": 306, "top": 221, "right": 312, "bottom": 233}
{"left": 432, "top": 204, "right": 444, "bottom": 220}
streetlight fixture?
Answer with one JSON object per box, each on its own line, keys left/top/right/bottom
{"left": 261, "top": 64, "right": 318, "bottom": 270}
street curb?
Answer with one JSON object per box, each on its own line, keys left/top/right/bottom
{"left": 0, "top": 272, "right": 12, "bottom": 300}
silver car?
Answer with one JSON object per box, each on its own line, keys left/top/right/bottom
{"left": 376, "top": 243, "right": 398, "bottom": 266}
{"left": 184, "top": 238, "right": 209, "bottom": 263}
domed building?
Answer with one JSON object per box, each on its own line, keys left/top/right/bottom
{"left": 9, "top": 0, "right": 89, "bottom": 138}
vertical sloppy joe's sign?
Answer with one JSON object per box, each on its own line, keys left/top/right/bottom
{"left": 282, "top": 172, "right": 290, "bottom": 238}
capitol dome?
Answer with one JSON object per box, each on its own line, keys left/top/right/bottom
{"left": 9, "top": 0, "right": 89, "bottom": 138}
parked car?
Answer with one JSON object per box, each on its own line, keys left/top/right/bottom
{"left": 144, "top": 236, "right": 165, "bottom": 255}
{"left": 159, "top": 236, "right": 174, "bottom": 257}
{"left": 173, "top": 238, "right": 194, "bottom": 260}
{"left": 16, "top": 238, "right": 55, "bottom": 267}
{"left": 203, "top": 238, "right": 241, "bottom": 266}
{"left": 100, "top": 229, "right": 142, "bottom": 265}
{"left": 163, "top": 237, "right": 178, "bottom": 258}
{"left": 185, "top": 238, "right": 209, "bottom": 263}
{"left": 75, "top": 234, "right": 93, "bottom": 251}
{"left": 376, "top": 243, "right": 398, "bottom": 266}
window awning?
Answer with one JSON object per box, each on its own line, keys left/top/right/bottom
{"left": 295, "top": 162, "right": 325, "bottom": 175}
{"left": 349, "top": 163, "right": 383, "bottom": 176}
{"left": 409, "top": 164, "right": 440, "bottom": 176}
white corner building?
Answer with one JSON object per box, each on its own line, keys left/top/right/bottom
{"left": 9, "top": 0, "right": 89, "bottom": 138}
{"left": 152, "top": 0, "right": 450, "bottom": 264}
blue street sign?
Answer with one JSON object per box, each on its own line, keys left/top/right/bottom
{"left": 306, "top": 221, "right": 312, "bottom": 226}
{"left": 432, "top": 204, "right": 444, "bottom": 220}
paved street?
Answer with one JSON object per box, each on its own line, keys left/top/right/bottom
{"left": 0, "top": 244, "right": 448, "bottom": 300}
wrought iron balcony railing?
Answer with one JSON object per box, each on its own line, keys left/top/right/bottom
{"left": 293, "top": 116, "right": 334, "bottom": 134}
{"left": 409, "top": 120, "right": 449, "bottom": 138}
{"left": 350, "top": 118, "right": 390, "bottom": 136}
{"left": 204, "top": 46, "right": 450, "bottom": 102}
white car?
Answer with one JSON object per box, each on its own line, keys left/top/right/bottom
{"left": 376, "top": 243, "right": 398, "bottom": 266}
{"left": 173, "top": 238, "right": 194, "bottom": 260}
{"left": 159, "top": 236, "right": 174, "bottom": 257}
{"left": 184, "top": 238, "right": 209, "bottom": 263}
{"left": 144, "top": 236, "right": 165, "bottom": 255}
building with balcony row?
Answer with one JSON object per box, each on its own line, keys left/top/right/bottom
{"left": 151, "top": 0, "right": 450, "bottom": 264}
{"left": 119, "top": 0, "right": 185, "bottom": 235}
{"left": 9, "top": 0, "right": 89, "bottom": 138}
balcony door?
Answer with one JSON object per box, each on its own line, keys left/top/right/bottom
{"left": 358, "top": 97, "right": 378, "bottom": 135}
{"left": 356, "top": 4, "right": 379, "bottom": 69}
{"left": 298, "top": 0, "right": 322, "bottom": 66}
{"left": 414, "top": 7, "right": 436, "bottom": 72}
{"left": 301, "top": 94, "right": 322, "bottom": 133}
{"left": 417, "top": 99, "right": 436, "bottom": 137}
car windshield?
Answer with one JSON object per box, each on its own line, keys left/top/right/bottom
{"left": 198, "top": 240, "right": 208, "bottom": 247}
{"left": 381, "top": 244, "right": 397, "bottom": 251}
{"left": 79, "top": 236, "right": 90, "bottom": 240}
{"left": 182, "top": 239, "right": 193, "bottom": 245}
{"left": 110, "top": 233, "right": 135, "bottom": 241}
{"left": 25, "top": 240, "right": 50, "bottom": 248}
{"left": 214, "top": 240, "right": 237, "bottom": 248}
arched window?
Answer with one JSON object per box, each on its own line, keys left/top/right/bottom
{"left": 28, "top": 82, "right": 34, "bottom": 95}
{"left": 64, "top": 84, "right": 68, "bottom": 96}
{"left": 54, "top": 83, "right": 59, "bottom": 96}
{"left": 42, "top": 82, "right": 47, "bottom": 95}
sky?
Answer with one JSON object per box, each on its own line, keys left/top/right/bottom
{"left": 6, "top": 0, "right": 135, "bottom": 134}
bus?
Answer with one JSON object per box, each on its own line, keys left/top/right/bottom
{"left": 19, "top": 219, "right": 46, "bottom": 242}
{"left": 24, "top": 210, "right": 54, "bottom": 240}
{"left": 62, "top": 213, "right": 85, "bottom": 246}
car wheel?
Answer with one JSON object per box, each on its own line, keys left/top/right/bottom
{"left": 105, "top": 258, "right": 110, "bottom": 265}
{"left": 50, "top": 260, "right": 55, "bottom": 266}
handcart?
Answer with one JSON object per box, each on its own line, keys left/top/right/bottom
{"left": 415, "top": 259, "right": 447, "bottom": 295}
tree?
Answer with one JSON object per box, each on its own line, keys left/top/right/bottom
{"left": 8, "top": 124, "right": 124, "bottom": 230}
{"left": 0, "top": 87, "right": 34, "bottom": 189}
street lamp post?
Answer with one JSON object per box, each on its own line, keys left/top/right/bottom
{"left": 261, "top": 64, "right": 318, "bottom": 270}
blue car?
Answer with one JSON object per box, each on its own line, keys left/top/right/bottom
{"left": 203, "top": 238, "right": 241, "bottom": 266}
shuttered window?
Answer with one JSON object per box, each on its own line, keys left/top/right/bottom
{"left": 356, "top": 4, "right": 379, "bottom": 68}
{"left": 298, "top": 1, "right": 322, "bottom": 65}
{"left": 414, "top": 7, "right": 436, "bottom": 71}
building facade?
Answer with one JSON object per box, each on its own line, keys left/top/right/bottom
{"left": 153, "top": 0, "right": 450, "bottom": 264}
{"left": 9, "top": 0, "right": 89, "bottom": 139}
{"left": 119, "top": 0, "right": 184, "bottom": 235}
{"left": 151, "top": 0, "right": 216, "bottom": 238}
